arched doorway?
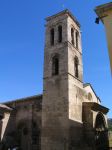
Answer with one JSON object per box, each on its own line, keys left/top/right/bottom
{"left": 95, "top": 112, "right": 109, "bottom": 150}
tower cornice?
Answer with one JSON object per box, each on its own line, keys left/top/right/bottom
{"left": 46, "top": 9, "right": 80, "bottom": 28}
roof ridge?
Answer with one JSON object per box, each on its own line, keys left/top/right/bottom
{"left": 3, "top": 94, "right": 43, "bottom": 104}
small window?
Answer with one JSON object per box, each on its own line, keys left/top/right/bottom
{"left": 52, "top": 56, "right": 59, "bottom": 76}
{"left": 76, "top": 31, "right": 79, "bottom": 49}
{"left": 74, "top": 56, "right": 79, "bottom": 78}
{"left": 50, "top": 28, "right": 54, "bottom": 45}
{"left": 58, "top": 25, "right": 62, "bottom": 43}
{"left": 71, "top": 28, "right": 74, "bottom": 45}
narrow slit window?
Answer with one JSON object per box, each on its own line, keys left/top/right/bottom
{"left": 50, "top": 28, "right": 54, "bottom": 45}
{"left": 52, "top": 56, "right": 59, "bottom": 76}
{"left": 71, "top": 28, "right": 74, "bottom": 45}
{"left": 74, "top": 57, "right": 79, "bottom": 78}
{"left": 58, "top": 25, "right": 62, "bottom": 43}
{"left": 76, "top": 31, "right": 79, "bottom": 49}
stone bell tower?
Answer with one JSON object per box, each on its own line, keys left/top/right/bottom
{"left": 41, "top": 10, "right": 83, "bottom": 150}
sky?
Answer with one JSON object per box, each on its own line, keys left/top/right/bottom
{"left": 0, "top": 0, "right": 111, "bottom": 117}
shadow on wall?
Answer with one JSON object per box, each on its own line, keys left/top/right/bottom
{"left": 69, "top": 119, "right": 84, "bottom": 150}
{"left": 0, "top": 104, "right": 110, "bottom": 150}
{"left": 82, "top": 102, "right": 109, "bottom": 150}
{"left": 0, "top": 111, "right": 41, "bottom": 150}
{"left": 0, "top": 109, "right": 18, "bottom": 150}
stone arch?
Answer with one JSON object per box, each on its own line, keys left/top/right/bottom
{"left": 95, "top": 112, "right": 109, "bottom": 150}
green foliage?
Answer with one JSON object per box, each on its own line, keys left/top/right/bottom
{"left": 109, "top": 125, "right": 112, "bottom": 131}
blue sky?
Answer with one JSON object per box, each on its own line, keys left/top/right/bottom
{"left": 0, "top": 0, "right": 111, "bottom": 117}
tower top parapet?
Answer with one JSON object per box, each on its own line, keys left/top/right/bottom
{"left": 46, "top": 9, "right": 80, "bottom": 27}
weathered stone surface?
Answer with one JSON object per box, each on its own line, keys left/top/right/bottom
{"left": 0, "top": 9, "right": 109, "bottom": 150}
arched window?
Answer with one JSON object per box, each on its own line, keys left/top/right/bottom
{"left": 71, "top": 28, "right": 74, "bottom": 45}
{"left": 95, "top": 113, "right": 106, "bottom": 131}
{"left": 58, "top": 25, "right": 62, "bottom": 43}
{"left": 52, "top": 55, "right": 59, "bottom": 76}
{"left": 76, "top": 31, "right": 79, "bottom": 49}
{"left": 50, "top": 28, "right": 54, "bottom": 45}
{"left": 74, "top": 56, "right": 79, "bottom": 78}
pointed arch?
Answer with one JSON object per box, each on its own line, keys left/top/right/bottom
{"left": 95, "top": 112, "right": 109, "bottom": 150}
{"left": 95, "top": 112, "right": 107, "bottom": 130}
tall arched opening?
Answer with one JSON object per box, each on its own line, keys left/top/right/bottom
{"left": 95, "top": 112, "right": 109, "bottom": 150}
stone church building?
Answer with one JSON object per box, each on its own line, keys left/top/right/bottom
{"left": 0, "top": 10, "right": 109, "bottom": 150}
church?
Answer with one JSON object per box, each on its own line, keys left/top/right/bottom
{"left": 0, "top": 9, "right": 109, "bottom": 150}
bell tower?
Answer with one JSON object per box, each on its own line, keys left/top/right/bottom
{"left": 41, "top": 10, "right": 83, "bottom": 150}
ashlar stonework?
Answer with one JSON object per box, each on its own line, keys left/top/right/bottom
{"left": 0, "top": 10, "right": 109, "bottom": 150}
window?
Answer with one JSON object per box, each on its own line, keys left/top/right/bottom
{"left": 71, "top": 28, "right": 74, "bottom": 45}
{"left": 58, "top": 25, "right": 62, "bottom": 43}
{"left": 52, "top": 56, "right": 59, "bottom": 76}
{"left": 74, "top": 56, "right": 79, "bottom": 78}
{"left": 50, "top": 28, "right": 54, "bottom": 45}
{"left": 76, "top": 31, "right": 79, "bottom": 49}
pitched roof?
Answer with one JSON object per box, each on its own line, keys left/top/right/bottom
{"left": 4, "top": 94, "right": 42, "bottom": 105}
{"left": 83, "top": 83, "right": 101, "bottom": 102}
